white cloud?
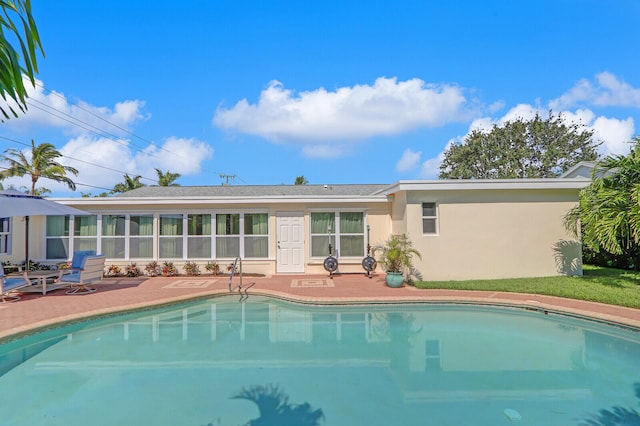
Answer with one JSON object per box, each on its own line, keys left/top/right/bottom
{"left": 591, "top": 116, "right": 635, "bottom": 155}
{"left": 135, "top": 137, "right": 215, "bottom": 175}
{"left": 0, "top": 135, "right": 215, "bottom": 195}
{"left": 395, "top": 149, "right": 422, "bottom": 173}
{"left": 419, "top": 140, "right": 454, "bottom": 179}
{"left": 213, "top": 77, "right": 474, "bottom": 157}
{"left": 2, "top": 77, "right": 149, "bottom": 135}
{"left": 550, "top": 72, "right": 640, "bottom": 110}
{"left": 468, "top": 104, "right": 539, "bottom": 133}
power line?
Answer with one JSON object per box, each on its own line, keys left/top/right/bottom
{"left": 32, "top": 81, "right": 229, "bottom": 180}
{"left": 0, "top": 135, "right": 155, "bottom": 185}
{"left": 3, "top": 83, "right": 246, "bottom": 187}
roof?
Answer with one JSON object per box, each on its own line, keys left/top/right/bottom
{"left": 54, "top": 179, "right": 589, "bottom": 208}
{"left": 115, "top": 184, "right": 389, "bottom": 198}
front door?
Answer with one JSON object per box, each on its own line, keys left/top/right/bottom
{"left": 276, "top": 212, "right": 305, "bottom": 273}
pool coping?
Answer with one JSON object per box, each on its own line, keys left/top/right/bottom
{"left": 1, "top": 274, "right": 639, "bottom": 343}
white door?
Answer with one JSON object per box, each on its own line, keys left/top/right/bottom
{"left": 276, "top": 212, "right": 305, "bottom": 273}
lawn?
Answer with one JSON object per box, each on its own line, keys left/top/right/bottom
{"left": 414, "top": 265, "right": 640, "bottom": 309}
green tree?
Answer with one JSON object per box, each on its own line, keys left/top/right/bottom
{"left": 155, "top": 168, "right": 181, "bottom": 186}
{"left": 1, "top": 0, "right": 44, "bottom": 120}
{"left": 294, "top": 175, "right": 308, "bottom": 185}
{"left": 1, "top": 139, "right": 78, "bottom": 195}
{"left": 439, "top": 111, "right": 600, "bottom": 179}
{"left": 111, "top": 173, "right": 145, "bottom": 193}
{"left": 565, "top": 137, "right": 640, "bottom": 269}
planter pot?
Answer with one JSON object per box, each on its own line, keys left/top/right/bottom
{"left": 385, "top": 272, "right": 405, "bottom": 288}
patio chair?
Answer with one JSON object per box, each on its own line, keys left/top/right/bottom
{"left": 68, "top": 250, "right": 97, "bottom": 272}
{"left": 1, "top": 265, "right": 33, "bottom": 303}
{"left": 56, "top": 255, "right": 106, "bottom": 295}
{"left": 55, "top": 250, "right": 96, "bottom": 281}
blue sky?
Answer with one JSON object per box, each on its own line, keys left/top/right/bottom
{"left": 1, "top": 0, "right": 639, "bottom": 196}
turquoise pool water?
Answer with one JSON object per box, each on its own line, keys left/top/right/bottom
{"left": 1, "top": 296, "right": 639, "bottom": 425}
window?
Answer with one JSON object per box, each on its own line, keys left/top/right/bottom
{"left": 244, "top": 213, "right": 268, "bottom": 258}
{"left": 74, "top": 215, "right": 97, "bottom": 253}
{"left": 310, "top": 212, "right": 335, "bottom": 257}
{"left": 216, "top": 214, "right": 239, "bottom": 258}
{"left": 159, "top": 214, "right": 183, "bottom": 258}
{"left": 130, "top": 215, "right": 154, "bottom": 259}
{"left": 310, "top": 212, "right": 364, "bottom": 257}
{"left": 46, "top": 216, "right": 70, "bottom": 259}
{"left": 339, "top": 212, "right": 364, "bottom": 257}
{"left": 0, "top": 218, "right": 10, "bottom": 254}
{"left": 102, "top": 215, "right": 126, "bottom": 258}
{"left": 188, "top": 214, "right": 211, "bottom": 258}
{"left": 422, "top": 202, "right": 438, "bottom": 234}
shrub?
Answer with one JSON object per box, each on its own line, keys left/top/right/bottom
{"left": 162, "top": 261, "right": 177, "bottom": 277}
{"left": 183, "top": 261, "right": 200, "bottom": 276}
{"left": 205, "top": 261, "right": 220, "bottom": 275}
{"left": 145, "top": 261, "right": 161, "bottom": 277}
{"left": 126, "top": 263, "right": 142, "bottom": 277}
{"left": 107, "top": 264, "right": 122, "bottom": 276}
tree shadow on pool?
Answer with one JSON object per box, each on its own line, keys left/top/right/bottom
{"left": 202, "top": 384, "right": 324, "bottom": 426}
{"left": 579, "top": 383, "right": 640, "bottom": 425}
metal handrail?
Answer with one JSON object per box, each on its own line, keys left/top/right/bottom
{"left": 228, "top": 257, "right": 255, "bottom": 301}
{"left": 228, "top": 257, "right": 241, "bottom": 292}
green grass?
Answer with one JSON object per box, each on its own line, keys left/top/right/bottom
{"left": 414, "top": 265, "right": 640, "bottom": 309}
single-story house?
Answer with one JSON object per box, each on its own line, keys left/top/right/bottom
{"left": 1, "top": 176, "right": 591, "bottom": 281}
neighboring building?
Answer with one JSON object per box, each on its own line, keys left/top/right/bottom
{"left": 560, "top": 161, "right": 595, "bottom": 179}
{"left": 1, "top": 177, "right": 590, "bottom": 280}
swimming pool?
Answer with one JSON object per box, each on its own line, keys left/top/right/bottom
{"left": 1, "top": 295, "right": 639, "bottom": 425}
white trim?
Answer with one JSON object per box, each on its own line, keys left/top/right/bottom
{"left": 376, "top": 178, "right": 591, "bottom": 195}
{"left": 54, "top": 196, "right": 388, "bottom": 207}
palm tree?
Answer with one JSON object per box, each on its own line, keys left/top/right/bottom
{"left": 1, "top": 0, "right": 44, "bottom": 120}
{"left": 294, "top": 176, "right": 308, "bottom": 185}
{"left": 111, "top": 174, "right": 145, "bottom": 193}
{"left": 155, "top": 168, "right": 181, "bottom": 186}
{"left": 565, "top": 137, "right": 640, "bottom": 266}
{"left": 1, "top": 140, "right": 78, "bottom": 195}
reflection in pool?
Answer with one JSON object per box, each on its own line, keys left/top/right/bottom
{"left": 1, "top": 296, "right": 639, "bottom": 425}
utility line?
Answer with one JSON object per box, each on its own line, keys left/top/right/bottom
{"left": 33, "top": 81, "right": 228, "bottom": 179}
{"left": 0, "top": 135, "right": 156, "bottom": 185}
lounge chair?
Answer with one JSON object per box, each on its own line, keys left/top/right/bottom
{"left": 56, "top": 255, "right": 106, "bottom": 295}
{"left": 1, "top": 265, "right": 33, "bottom": 303}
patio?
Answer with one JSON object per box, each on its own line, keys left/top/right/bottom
{"left": 1, "top": 272, "right": 640, "bottom": 341}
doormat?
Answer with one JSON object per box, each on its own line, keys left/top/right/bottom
{"left": 290, "top": 279, "right": 334, "bottom": 288}
{"left": 163, "top": 280, "right": 217, "bottom": 289}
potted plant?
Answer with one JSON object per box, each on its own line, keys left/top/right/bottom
{"left": 373, "top": 233, "right": 422, "bottom": 287}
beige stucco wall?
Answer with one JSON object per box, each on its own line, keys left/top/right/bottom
{"left": 399, "top": 188, "right": 582, "bottom": 280}
{"left": 2, "top": 186, "right": 583, "bottom": 281}
{"left": 7, "top": 200, "right": 392, "bottom": 276}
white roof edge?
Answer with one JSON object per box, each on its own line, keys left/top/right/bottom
{"left": 376, "top": 178, "right": 591, "bottom": 195}
{"left": 53, "top": 195, "right": 390, "bottom": 206}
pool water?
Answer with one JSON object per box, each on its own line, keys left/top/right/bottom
{"left": 1, "top": 296, "right": 639, "bottom": 426}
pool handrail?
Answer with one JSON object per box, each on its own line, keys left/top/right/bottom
{"left": 228, "top": 257, "right": 255, "bottom": 300}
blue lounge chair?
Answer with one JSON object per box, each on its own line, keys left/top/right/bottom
{"left": 1, "top": 265, "right": 32, "bottom": 303}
